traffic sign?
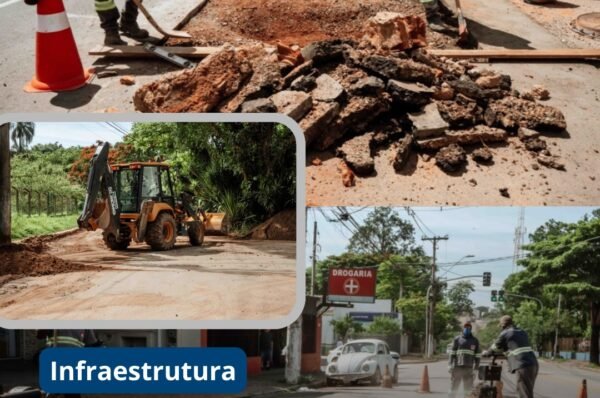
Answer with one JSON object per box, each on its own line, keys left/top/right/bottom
{"left": 327, "top": 268, "right": 377, "bottom": 304}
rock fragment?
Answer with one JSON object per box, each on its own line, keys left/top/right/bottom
{"left": 437, "top": 95, "right": 484, "bottom": 127}
{"left": 537, "top": 154, "right": 566, "bottom": 170}
{"left": 435, "top": 144, "right": 467, "bottom": 172}
{"left": 290, "top": 75, "right": 317, "bottom": 92}
{"left": 312, "top": 74, "right": 345, "bottom": 102}
{"left": 301, "top": 39, "right": 354, "bottom": 65}
{"left": 120, "top": 75, "right": 136, "bottom": 85}
{"left": 301, "top": 101, "right": 341, "bottom": 146}
{"left": 393, "top": 134, "right": 414, "bottom": 172}
{"left": 134, "top": 46, "right": 253, "bottom": 113}
{"left": 484, "top": 97, "right": 567, "bottom": 131}
{"left": 409, "top": 102, "right": 449, "bottom": 139}
{"left": 360, "top": 55, "right": 436, "bottom": 85}
{"left": 337, "top": 133, "right": 375, "bottom": 176}
{"left": 270, "top": 90, "right": 313, "bottom": 121}
{"left": 338, "top": 160, "right": 356, "bottom": 187}
{"left": 472, "top": 147, "right": 493, "bottom": 163}
{"left": 433, "top": 82, "right": 454, "bottom": 101}
{"left": 387, "top": 79, "right": 434, "bottom": 109}
{"left": 362, "top": 12, "right": 427, "bottom": 52}
{"left": 241, "top": 98, "right": 276, "bottom": 113}
{"left": 416, "top": 125, "right": 508, "bottom": 151}
{"left": 524, "top": 138, "right": 547, "bottom": 152}
{"left": 518, "top": 127, "right": 540, "bottom": 141}
{"left": 349, "top": 76, "right": 385, "bottom": 96}
{"left": 499, "top": 187, "right": 510, "bottom": 198}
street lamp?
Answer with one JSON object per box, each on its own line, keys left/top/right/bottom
{"left": 425, "top": 254, "right": 475, "bottom": 358}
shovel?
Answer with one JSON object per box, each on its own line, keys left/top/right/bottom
{"left": 455, "top": 0, "right": 469, "bottom": 43}
{"left": 131, "top": 0, "right": 192, "bottom": 39}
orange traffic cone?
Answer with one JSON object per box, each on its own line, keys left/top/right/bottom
{"left": 25, "top": 0, "right": 92, "bottom": 92}
{"left": 418, "top": 365, "right": 431, "bottom": 393}
{"left": 578, "top": 379, "right": 587, "bottom": 398}
{"left": 381, "top": 364, "right": 393, "bottom": 388}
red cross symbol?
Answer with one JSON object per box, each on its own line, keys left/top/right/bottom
{"left": 344, "top": 278, "right": 360, "bottom": 295}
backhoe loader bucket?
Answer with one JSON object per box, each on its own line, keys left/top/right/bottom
{"left": 203, "top": 212, "right": 229, "bottom": 235}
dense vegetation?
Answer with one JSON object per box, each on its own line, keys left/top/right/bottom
{"left": 122, "top": 122, "right": 296, "bottom": 230}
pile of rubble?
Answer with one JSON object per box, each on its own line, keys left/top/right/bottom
{"left": 0, "top": 237, "right": 94, "bottom": 287}
{"left": 134, "top": 12, "right": 567, "bottom": 185}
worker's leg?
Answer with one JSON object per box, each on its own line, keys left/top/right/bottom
{"left": 462, "top": 368, "right": 474, "bottom": 398}
{"left": 120, "top": 0, "right": 149, "bottom": 40}
{"left": 515, "top": 364, "right": 538, "bottom": 398}
{"left": 449, "top": 368, "right": 461, "bottom": 398}
{"left": 95, "top": 0, "right": 126, "bottom": 45}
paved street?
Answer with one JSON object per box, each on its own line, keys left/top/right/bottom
{"left": 268, "top": 359, "right": 600, "bottom": 398}
{"left": 0, "top": 0, "right": 198, "bottom": 113}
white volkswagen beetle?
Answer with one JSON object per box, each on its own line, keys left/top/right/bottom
{"left": 325, "top": 339, "right": 398, "bottom": 385}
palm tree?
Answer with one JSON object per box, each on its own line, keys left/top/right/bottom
{"left": 0, "top": 123, "right": 11, "bottom": 246}
{"left": 10, "top": 122, "right": 35, "bottom": 152}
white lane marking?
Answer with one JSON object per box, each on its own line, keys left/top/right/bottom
{"left": 0, "top": 0, "right": 22, "bottom": 10}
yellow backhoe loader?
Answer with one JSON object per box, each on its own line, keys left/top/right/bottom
{"left": 77, "top": 142, "right": 225, "bottom": 251}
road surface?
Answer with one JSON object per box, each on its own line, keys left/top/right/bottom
{"left": 0, "top": 230, "right": 296, "bottom": 320}
{"left": 269, "top": 359, "right": 600, "bottom": 398}
{"left": 0, "top": 0, "right": 199, "bottom": 113}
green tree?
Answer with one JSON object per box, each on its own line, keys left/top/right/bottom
{"left": 0, "top": 124, "right": 10, "bottom": 246}
{"left": 124, "top": 122, "right": 295, "bottom": 229}
{"left": 331, "top": 315, "right": 364, "bottom": 342}
{"left": 10, "top": 122, "right": 35, "bottom": 152}
{"left": 511, "top": 214, "right": 600, "bottom": 364}
{"left": 367, "top": 316, "right": 401, "bottom": 336}
{"left": 347, "top": 208, "right": 422, "bottom": 256}
{"left": 397, "top": 293, "right": 458, "bottom": 351}
{"left": 512, "top": 301, "right": 554, "bottom": 349}
{"left": 447, "top": 281, "right": 475, "bottom": 316}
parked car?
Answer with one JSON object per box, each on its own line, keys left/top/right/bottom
{"left": 325, "top": 339, "right": 398, "bottom": 386}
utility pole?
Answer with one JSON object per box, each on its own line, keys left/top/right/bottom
{"left": 0, "top": 123, "right": 10, "bottom": 247}
{"left": 422, "top": 235, "right": 448, "bottom": 358}
{"left": 553, "top": 294, "right": 562, "bottom": 359}
{"left": 311, "top": 221, "right": 317, "bottom": 296}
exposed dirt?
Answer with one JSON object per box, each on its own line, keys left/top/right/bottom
{"left": 169, "top": 0, "right": 458, "bottom": 49}
{"left": 0, "top": 231, "right": 296, "bottom": 321}
{"left": 246, "top": 209, "right": 296, "bottom": 240}
{"left": 0, "top": 236, "right": 96, "bottom": 288}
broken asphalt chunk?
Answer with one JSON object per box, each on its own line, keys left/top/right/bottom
{"left": 336, "top": 133, "right": 375, "bottom": 176}
{"left": 435, "top": 144, "right": 467, "bottom": 172}
{"left": 409, "top": 102, "right": 449, "bottom": 139}
{"left": 270, "top": 90, "right": 313, "bottom": 121}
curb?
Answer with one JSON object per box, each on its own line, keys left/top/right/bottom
{"left": 16, "top": 227, "right": 81, "bottom": 244}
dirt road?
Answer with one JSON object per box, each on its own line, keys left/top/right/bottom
{"left": 0, "top": 231, "right": 296, "bottom": 321}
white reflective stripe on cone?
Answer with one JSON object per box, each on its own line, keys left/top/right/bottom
{"left": 37, "top": 12, "right": 70, "bottom": 33}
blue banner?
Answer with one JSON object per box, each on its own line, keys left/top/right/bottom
{"left": 39, "top": 347, "right": 247, "bottom": 394}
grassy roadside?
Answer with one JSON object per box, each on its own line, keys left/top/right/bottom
{"left": 11, "top": 213, "right": 78, "bottom": 240}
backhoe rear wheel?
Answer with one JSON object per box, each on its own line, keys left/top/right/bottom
{"left": 145, "top": 212, "right": 177, "bottom": 251}
{"left": 188, "top": 221, "right": 205, "bottom": 246}
{"left": 102, "top": 231, "right": 130, "bottom": 251}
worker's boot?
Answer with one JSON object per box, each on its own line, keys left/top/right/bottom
{"left": 120, "top": 0, "right": 149, "bottom": 41}
{"left": 97, "top": 6, "right": 127, "bottom": 45}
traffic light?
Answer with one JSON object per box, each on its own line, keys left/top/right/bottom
{"left": 491, "top": 290, "right": 498, "bottom": 302}
{"left": 483, "top": 272, "right": 491, "bottom": 287}
{"left": 498, "top": 290, "right": 505, "bottom": 302}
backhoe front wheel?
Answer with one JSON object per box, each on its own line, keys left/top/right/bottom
{"left": 146, "top": 213, "right": 177, "bottom": 251}
{"left": 102, "top": 231, "right": 130, "bottom": 251}
{"left": 188, "top": 221, "right": 205, "bottom": 246}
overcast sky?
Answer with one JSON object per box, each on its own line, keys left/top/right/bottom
{"left": 30, "top": 122, "right": 132, "bottom": 147}
{"left": 306, "top": 207, "right": 596, "bottom": 308}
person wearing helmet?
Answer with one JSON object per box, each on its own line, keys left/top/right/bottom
{"left": 448, "top": 322, "right": 481, "bottom": 398}
{"left": 483, "top": 315, "right": 539, "bottom": 398}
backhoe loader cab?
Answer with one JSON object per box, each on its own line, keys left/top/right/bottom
{"left": 78, "top": 143, "right": 205, "bottom": 251}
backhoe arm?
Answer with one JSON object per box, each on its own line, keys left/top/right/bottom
{"left": 77, "top": 143, "right": 121, "bottom": 238}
